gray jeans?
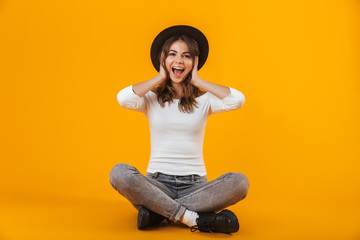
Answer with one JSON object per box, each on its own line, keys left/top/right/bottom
{"left": 109, "top": 163, "right": 249, "bottom": 222}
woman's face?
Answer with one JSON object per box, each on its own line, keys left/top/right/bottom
{"left": 165, "top": 40, "right": 193, "bottom": 83}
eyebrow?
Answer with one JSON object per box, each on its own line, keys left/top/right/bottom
{"left": 169, "top": 50, "right": 190, "bottom": 54}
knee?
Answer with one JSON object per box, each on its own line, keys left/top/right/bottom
{"left": 228, "top": 172, "right": 250, "bottom": 200}
{"left": 109, "top": 163, "right": 138, "bottom": 190}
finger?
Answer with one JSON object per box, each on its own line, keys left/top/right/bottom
{"left": 160, "top": 51, "right": 165, "bottom": 62}
{"left": 193, "top": 56, "right": 197, "bottom": 71}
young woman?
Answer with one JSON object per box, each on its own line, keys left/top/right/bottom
{"left": 110, "top": 25, "right": 249, "bottom": 234}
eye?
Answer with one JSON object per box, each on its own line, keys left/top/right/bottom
{"left": 169, "top": 53, "right": 175, "bottom": 56}
{"left": 184, "top": 55, "right": 191, "bottom": 58}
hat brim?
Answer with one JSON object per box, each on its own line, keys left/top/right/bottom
{"left": 150, "top": 25, "right": 209, "bottom": 72}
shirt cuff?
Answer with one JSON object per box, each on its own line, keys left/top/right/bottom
{"left": 222, "top": 87, "right": 245, "bottom": 109}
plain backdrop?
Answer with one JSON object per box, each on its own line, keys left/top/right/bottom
{"left": 1, "top": 0, "right": 359, "bottom": 239}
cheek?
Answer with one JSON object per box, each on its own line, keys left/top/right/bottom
{"left": 165, "top": 59, "right": 172, "bottom": 68}
{"left": 164, "top": 61, "right": 172, "bottom": 74}
{"left": 186, "top": 61, "right": 194, "bottom": 70}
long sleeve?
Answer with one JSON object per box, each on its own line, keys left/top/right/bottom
{"left": 117, "top": 85, "right": 147, "bottom": 114}
{"left": 208, "top": 87, "right": 245, "bottom": 114}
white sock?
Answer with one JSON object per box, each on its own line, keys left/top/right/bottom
{"left": 181, "top": 209, "right": 199, "bottom": 227}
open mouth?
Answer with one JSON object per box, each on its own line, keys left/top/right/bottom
{"left": 172, "top": 67, "right": 184, "bottom": 77}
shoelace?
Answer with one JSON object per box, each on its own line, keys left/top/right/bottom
{"left": 190, "top": 225, "right": 214, "bottom": 233}
{"left": 189, "top": 216, "right": 216, "bottom": 233}
{"left": 190, "top": 225, "right": 199, "bottom": 232}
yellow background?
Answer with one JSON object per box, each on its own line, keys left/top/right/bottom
{"left": 1, "top": 0, "right": 359, "bottom": 239}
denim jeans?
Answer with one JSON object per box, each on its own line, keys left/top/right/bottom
{"left": 109, "top": 163, "right": 249, "bottom": 222}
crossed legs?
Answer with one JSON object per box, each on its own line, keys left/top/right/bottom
{"left": 109, "top": 163, "right": 249, "bottom": 222}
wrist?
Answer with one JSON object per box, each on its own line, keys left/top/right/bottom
{"left": 155, "top": 74, "right": 166, "bottom": 84}
{"left": 192, "top": 77, "right": 204, "bottom": 88}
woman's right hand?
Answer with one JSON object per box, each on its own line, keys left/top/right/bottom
{"left": 132, "top": 51, "right": 168, "bottom": 97}
{"left": 158, "top": 51, "right": 167, "bottom": 82}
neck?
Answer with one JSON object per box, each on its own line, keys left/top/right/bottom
{"left": 172, "top": 82, "right": 183, "bottom": 99}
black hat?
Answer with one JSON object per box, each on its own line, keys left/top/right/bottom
{"left": 150, "top": 25, "right": 209, "bottom": 72}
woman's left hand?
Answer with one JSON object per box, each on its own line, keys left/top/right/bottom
{"left": 190, "top": 56, "right": 200, "bottom": 86}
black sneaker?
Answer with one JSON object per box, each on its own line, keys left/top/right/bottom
{"left": 137, "top": 206, "right": 165, "bottom": 230}
{"left": 190, "top": 209, "right": 239, "bottom": 234}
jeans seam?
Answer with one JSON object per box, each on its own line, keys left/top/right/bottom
{"left": 169, "top": 204, "right": 185, "bottom": 222}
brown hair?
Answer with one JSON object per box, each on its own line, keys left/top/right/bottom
{"left": 155, "top": 34, "right": 202, "bottom": 114}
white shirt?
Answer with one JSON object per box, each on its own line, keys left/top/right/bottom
{"left": 117, "top": 85, "right": 245, "bottom": 176}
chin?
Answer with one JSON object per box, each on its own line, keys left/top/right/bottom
{"left": 170, "top": 74, "right": 190, "bottom": 83}
{"left": 170, "top": 76, "right": 185, "bottom": 83}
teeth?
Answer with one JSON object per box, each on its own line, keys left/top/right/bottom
{"left": 172, "top": 67, "right": 184, "bottom": 76}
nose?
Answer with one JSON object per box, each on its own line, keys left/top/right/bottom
{"left": 174, "top": 55, "right": 184, "bottom": 63}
